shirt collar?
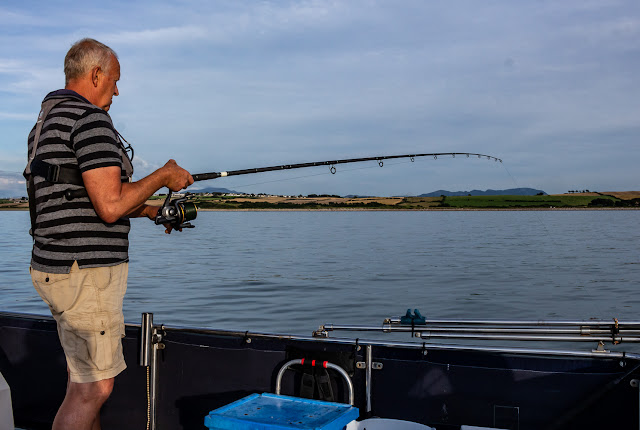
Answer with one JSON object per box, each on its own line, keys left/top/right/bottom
{"left": 43, "top": 89, "right": 91, "bottom": 104}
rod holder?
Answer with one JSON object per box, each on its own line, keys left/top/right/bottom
{"left": 365, "top": 345, "right": 372, "bottom": 413}
{"left": 140, "top": 312, "right": 160, "bottom": 430}
{"left": 140, "top": 312, "right": 153, "bottom": 367}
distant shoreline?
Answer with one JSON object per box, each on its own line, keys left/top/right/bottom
{"left": 198, "top": 207, "right": 639, "bottom": 211}
{"left": 3, "top": 207, "right": 639, "bottom": 212}
{"left": 2, "top": 191, "right": 638, "bottom": 211}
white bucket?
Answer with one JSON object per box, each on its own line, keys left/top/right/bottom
{"left": 0, "top": 371, "right": 14, "bottom": 430}
{"left": 460, "top": 426, "right": 509, "bottom": 430}
{"left": 346, "top": 418, "right": 435, "bottom": 430}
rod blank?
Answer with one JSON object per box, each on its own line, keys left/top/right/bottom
{"left": 192, "top": 152, "right": 502, "bottom": 182}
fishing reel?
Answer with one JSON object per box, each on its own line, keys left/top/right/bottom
{"left": 155, "top": 191, "right": 198, "bottom": 230}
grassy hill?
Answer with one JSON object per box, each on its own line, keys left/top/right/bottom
{"left": 2, "top": 192, "right": 639, "bottom": 211}
{"left": 188, "top": 192, "right": 639, "bottom": 210}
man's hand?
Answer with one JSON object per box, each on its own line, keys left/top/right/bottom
{"left": 162, "top": 159, "right": 193, "bottom": 192}
{"left": 82, "top": 159, "right": 194, "bottom": 224}
{"left": 138, "top": 204, "right": 179, "bottom": 234}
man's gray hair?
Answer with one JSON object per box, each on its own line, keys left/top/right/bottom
{"left": 64, "top": 38, "right": 118, "bottom": 85}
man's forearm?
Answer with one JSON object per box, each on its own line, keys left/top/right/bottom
{"left": 83, "top": 160, "right": 193, "bottom": 224}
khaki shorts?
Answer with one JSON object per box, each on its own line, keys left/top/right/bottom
{"left": 31, "top": 261, "right": 128, "bottom": 383}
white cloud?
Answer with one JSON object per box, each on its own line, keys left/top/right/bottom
{"left": 1, "top": 0, "right": 638, "bottom": 195}
{"left": 0, "top": 171, "right": 24, "bottom": 184}
{"left": 0, "top": 58, "right": 27, "bottom": 74}
{"left": 0, "top": 112, "right": 33, "bottom": 121}
{"left": 106, "top": 26, "right": 210, "bottom": 46}
{"left": 0, "top": 57, "right": 60, "bottom": 96}
{"left": 0, "top": 171, "right": 26, "bottom": 198}
{"left": 131, "top": 156, "right": 163, "bottom": 181}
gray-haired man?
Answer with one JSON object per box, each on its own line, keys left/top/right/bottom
{"left": 26, "top": 38, "right": 193, "bottom": 429}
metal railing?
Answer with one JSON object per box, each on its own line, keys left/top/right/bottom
{"left": 314, "top": 311, "right": 640, "bottom": 349}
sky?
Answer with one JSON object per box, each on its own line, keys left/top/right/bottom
{"left": 1, "top": 0, "right": 639, "bottom": 197}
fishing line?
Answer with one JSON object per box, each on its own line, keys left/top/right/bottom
{"left": 221, "top": 158, "right": 418, "bottom": 191}
{"left": 202, "top": 153, "right": 494, "bottom": 192}
{"left": 478, "top": 161, "right": 613, "bottom": 323}
{"left": 499, "top": 162, "right": 553, "bottom": 238}
{"left": 496, "top": 162, "right": 607, "bottom": 322}
{"left": 190, "top": 152, "right": 501, "bottom": 182}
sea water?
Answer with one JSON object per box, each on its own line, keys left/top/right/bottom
{"left": 1, "top": 210, "right": 638, "bottom": 344}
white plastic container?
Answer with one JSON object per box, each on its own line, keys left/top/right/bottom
{"left": 346, "top": 418, "right": 435, "bottom": 430}
{"left": 0, "top": 371, "right": 14, "bottom": 430}
{"left": 460, "top": 426, "right": 508, "bottom": 430}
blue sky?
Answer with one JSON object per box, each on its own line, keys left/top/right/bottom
{"left": 1, "top": 0, "right": 639, "bottom": 197}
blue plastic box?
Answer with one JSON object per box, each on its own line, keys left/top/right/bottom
{"left": 205, "top": 393, "right": 359, "bottom": 430}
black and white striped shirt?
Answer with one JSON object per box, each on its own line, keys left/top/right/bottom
{"left": 27, "top": 90, "right": 130, "bottom": 274}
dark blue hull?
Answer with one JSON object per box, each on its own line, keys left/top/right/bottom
{"left": 1, "top": 311, "right": 638, "bottom": 430}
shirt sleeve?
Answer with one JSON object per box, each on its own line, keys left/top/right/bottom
{"left": 71, "top": 108, "right": 122, "bottom": 173}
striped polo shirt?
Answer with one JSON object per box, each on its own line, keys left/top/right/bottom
{"left": 27, "top": 90, "right": 131, "bottom": 274}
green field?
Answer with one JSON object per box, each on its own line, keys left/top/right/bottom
{"left": 438, "top": 194, "right": 619, "bottom": 209}
{"left": 183, "top": 193, "right": 636, "bottom": 210}
{"left": 2, "top": 193, "right": 638, "bottom": 211}
{"left": 194, "top": 198, "right": 396, "bottom": 210}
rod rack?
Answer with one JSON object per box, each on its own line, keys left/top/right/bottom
{"left": 314, "top": 316, "right": 640, "bottom": 345}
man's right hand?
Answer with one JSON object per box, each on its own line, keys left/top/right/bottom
{"left": 162, "top": 159, "right": 194, "bottom": 191}
{"left": 83, "top": 159, "right": 194, "bottom": 224}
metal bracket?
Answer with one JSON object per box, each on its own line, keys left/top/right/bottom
{"left": 312, "top": 328, "right": 329, "bottom": 338}
{"left": 592, "top": 341, "right": 610, "bottom": 353}
{"left": 153, "top": 326, "right": 166, "bottom": 349}
{"left": 356, "top": 361, "right": 383, "bottom": 370}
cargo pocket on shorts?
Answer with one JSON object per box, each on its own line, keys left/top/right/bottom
{"left": 90, "top": 266, "right": 113, "bottom": 291}
{"left": 64, "top": 311, "right": 116, "bottom": 373}
{"left": 91, "top": 311, "right": 115, "bottom": 371}
{"left": 31, "top": 270, "right": 73, "bottom": 312}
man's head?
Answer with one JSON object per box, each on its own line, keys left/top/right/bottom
{"left": 64, "top": 38, "right": 120, "bottom": 111}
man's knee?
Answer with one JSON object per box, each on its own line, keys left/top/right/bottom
{"left": 94, "top": 378, "right": 114, "bottom": 402}
{"left": 69, "top": 378, "right": 114, "bottom": 405}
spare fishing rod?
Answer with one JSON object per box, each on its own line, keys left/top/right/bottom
{"left": 65, "top": 152, "right": 502, "bottom": 231}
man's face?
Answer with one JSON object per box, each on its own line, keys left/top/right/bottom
{"left": 96, "top": 55, "right": 120, "bottom": 111}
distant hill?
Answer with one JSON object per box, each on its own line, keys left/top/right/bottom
{"left": 419, "top": 188, "right": 546, "bottom": 197}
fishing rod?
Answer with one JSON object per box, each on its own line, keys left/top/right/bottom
{"left": 154, "top": 152, "right": 502, "bottom": 230}
{"left": 66, "top": 152, "right": 502, "bottom": 230}
{"left": 191, "top": 152, "right": 502, "bottom": 182}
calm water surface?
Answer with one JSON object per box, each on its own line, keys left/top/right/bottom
{"left": 1, "top": 210, "right": 638, "bottom": 345}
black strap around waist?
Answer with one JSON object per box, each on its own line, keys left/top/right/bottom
{"left": 30, "top": 158, "right": 84, "bottom": 186}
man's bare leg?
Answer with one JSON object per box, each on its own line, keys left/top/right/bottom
{"left": 52, "top": 378, "right": 114, "bottom": 430}
{"left": 91, "top": 412, "right": 102, "bottom": 430}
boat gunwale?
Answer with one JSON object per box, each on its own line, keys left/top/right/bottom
{"left": 2, "top": 310, "right": 638, "bottom": 361}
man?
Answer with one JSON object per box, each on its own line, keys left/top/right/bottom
{"left": 26, "top": 38, "right": 193, "bottom": 429}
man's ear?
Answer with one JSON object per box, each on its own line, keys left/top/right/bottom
{"left": 91, "top": 66, "right": 101, "bottom": 87}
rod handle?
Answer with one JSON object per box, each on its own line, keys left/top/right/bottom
{"left": 192, "top": 172, "right": 221, "bottom": 182}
